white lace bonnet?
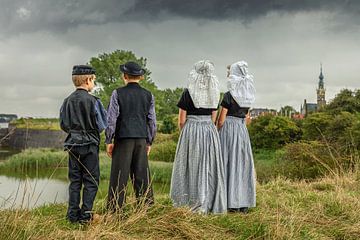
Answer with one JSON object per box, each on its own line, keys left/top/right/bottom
{"left": 227, "top": 61, "right": 255, "bottom": 108}
{"left": 188, "top": 60, "right": 220, "bottom": 109}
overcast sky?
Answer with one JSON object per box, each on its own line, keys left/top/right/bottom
{"left": 0, "top": 0, "right": 359, "bottom": 117}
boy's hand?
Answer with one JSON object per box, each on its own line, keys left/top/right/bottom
{"left": 106, "top": 144, "right": 114, "bottom": 158}
{"left": 146, "top": 145, "right": 151, "bottom": 156}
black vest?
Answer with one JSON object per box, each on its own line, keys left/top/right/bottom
{"left": 61, "top": 89, "right": 100, "bottom": 146}
{"left": 115, "top": 83, "right": 152, "bottom": 140}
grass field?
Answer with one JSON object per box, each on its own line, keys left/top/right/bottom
{"left": 1, "top": 148, "right": 360, "bottom": 239}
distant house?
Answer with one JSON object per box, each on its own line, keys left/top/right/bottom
{"left": 301, "top": 100, "right": 318, "bottom": 116}
{"left": 249, "top": 108, "right": 277, "bottom": 119}
{"left": 0, "top": 114, "right": 18, "bottom": 128}
{"left": 0, "top": 118, "right": 9, "bottom": 129}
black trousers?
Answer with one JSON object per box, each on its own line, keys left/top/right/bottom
{"left": 66, "top": 144, "right": 100, "bottom": 222}
{"left": 107, "top": 138, "right": 154, "bottom": 210}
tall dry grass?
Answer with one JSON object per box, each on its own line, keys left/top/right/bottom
{"left": 2, "top": 172, "right": 360, "bottom": 239}
{"left": 2, "top": 133, "right": 360, "bottom": 239}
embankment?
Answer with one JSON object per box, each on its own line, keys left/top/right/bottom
{"left": 6, "top": 127, "right": 66, "bottom": 149}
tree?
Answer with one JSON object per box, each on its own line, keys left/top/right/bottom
{"left": 89, "top": 50, "right": 185, "bottom": 121}
{"left": 160, "top": 114, "right": 177, "bottom": 134}
{"left": 324, "top": 88, "right": 360, "bottom": 113}
{"left": 89, "top": 50, "right": 158, "bottom": 108}
{"left": 157, "top": 88, "right": 184, "bottom": 119}
{"left": 279, "top": 105, "right": 297, "bottom": 117}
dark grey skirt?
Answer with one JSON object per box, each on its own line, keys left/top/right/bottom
{"left": 219, "top": 116, "right": 256, "bottom": 208}
{"left": 170, "top": 115, "right": 227, "bottom": 214}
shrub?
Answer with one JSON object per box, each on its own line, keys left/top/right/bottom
{"left": 279, "top": 141, "right": 357, "bottom": 180}
{"left": 248, "top": 115, "right": 301, "bottom": 149}
{"left": 153, "top": 133, "right": 175, "bottom": 144}
{"left": 159, "top": 114, "right": 177, "bottom": 134}
{"left": 301, "top": 112, "right": 332, "bottom": 141}
{"left": 149, "top": 141, "right": 177, "bottom": 162}
{"left": 302, "top": 111, "right": 360, "bottom": 153}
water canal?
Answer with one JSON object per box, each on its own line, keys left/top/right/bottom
{"left": 0, "top": 147, "right": 171, "bottom": 210}
{"left": 0, "top": 147, "right": 68, "bottom": 209}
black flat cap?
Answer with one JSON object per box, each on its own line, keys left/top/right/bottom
{"left": 119, "top": 61, "right": 145, "bottom": 76}
{"left": 72, "top": 65, "right": 96, "bottom": 75}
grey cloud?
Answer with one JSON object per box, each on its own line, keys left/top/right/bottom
{"left": 0, "top": 2, "right": 359, "bottom": 117}
{"left": 0, "top": 0, "right": 133, "bottom": 36}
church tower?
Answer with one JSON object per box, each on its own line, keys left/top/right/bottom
{"left": 317, "top": 64, "right": 326, "bottom": 109}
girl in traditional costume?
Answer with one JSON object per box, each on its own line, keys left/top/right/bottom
{"left": 217, "top": 61, "right": 256, "bottom": 213}
{"left": 170, "top": 60, "right": 227, "bottom": 214}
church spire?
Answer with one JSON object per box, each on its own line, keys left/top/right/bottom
{"left": 317, "top": 63, "right": 326, "bottom": 109}
{"left": 318, "top": 63, "right": 324, "bottom": 89}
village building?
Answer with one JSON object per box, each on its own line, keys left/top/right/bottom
{"left": 300, "top": 65, "right": 326, "bottom": 116}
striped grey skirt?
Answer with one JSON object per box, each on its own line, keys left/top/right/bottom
{"left": 170, "top": 115, "right": 227, "bottom": 214}
{"left": 219, "top": 116, "right": 256, "bottom": 208}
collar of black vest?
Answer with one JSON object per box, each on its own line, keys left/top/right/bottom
{"left": 126, "top": 82, "right": 140, "bottom": 86}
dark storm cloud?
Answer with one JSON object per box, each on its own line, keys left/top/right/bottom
{"left": 124, "top": 0, "right": 360, "bottom": 21}
{"left": 1, "top": 0, "right": 359, "bottom": 37}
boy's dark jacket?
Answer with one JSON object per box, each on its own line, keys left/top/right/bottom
{"left": 60, "top": 89, "right": 106, "bottom": 147}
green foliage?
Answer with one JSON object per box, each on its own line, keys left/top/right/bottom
{"left": 89, "top": 49, "right": 182, "bottom": 120}
{"left": 89, "top": 50, "right": 158, "bottom": 108}
{"left": 279, "top": 141, "right": 358, "bottom": 180}
{"left": 301, "top": 112, "right": 333, "bottom": 140}
{"left": 248, "top": 115, "right": 301, "bottom": 149}
{"left": 148, "top": 161, "right": 173, "bottom": 184}
{"left": 156, "top": 88, "right": 184, "bottom": 121}
{"left": 149, "top": 133, "right": 177, "bottom": 162}
{"left": 302, "top": 111, "right": 360, "bottom": 152}
{"left": 252, "top": 148, "right": 285, "bottom": 183}
{"left": 159, "top": 114, "right": 177, "bottom": 134}
{"left": 279, "top": 105, "right": 297, "bottom": 116}
{"left": 328, "top": 112, "right": 357, "bottom": 146}
{"left": 349, "top": 112, "right": 360, "bottom": 150}
{"left": 280, "top": 141, "right": 332, "bottom": 179}
{"left": 149, "top": 141, "right": 177, "bottom": 162}
{"left": 324, "top": 88, "right": 360, "bottom": 113}
{"left": 0, "top": 148, "right": 67, "bottom": 172}
{"left": 99, "top": 132, "right": 106, "bottom": 151}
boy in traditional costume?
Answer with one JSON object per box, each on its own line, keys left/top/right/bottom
{"left": 105, "top": 61, "right": 156, "bottom": 210}
{"left": 60, "top": 65, "right": 107, "bottom": 223}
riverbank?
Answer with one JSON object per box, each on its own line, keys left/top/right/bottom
{"left": 0, "top": 148, "right": 172, "bottom": 184}
{"left": 0, "top": 148, "right": 280, "bottom": 183}
{"left": 1, "top": 149, "right": 360, "bottom": 239}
